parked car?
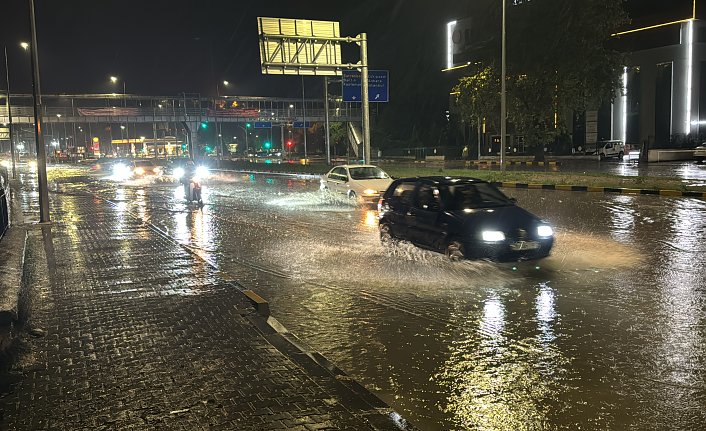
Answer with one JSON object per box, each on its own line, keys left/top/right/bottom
{"left": 694, "top": 145, "right": 706, "bottom": 163}
{"left": 595, "top": 140, "right": 625, "bottom": 160}
{"left": 377, "top": 176, "right": 555, "bottom": 262}
{"left": 320, "top": 164, "right": 393, "bottom": 203}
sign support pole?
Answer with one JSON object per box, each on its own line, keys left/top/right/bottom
{"left": 301, "top": 76, "right": 307, "bottom": 163}
{"left": 360, "top": 33, "right": 371, "bottom": 164}
{"left": 324, "top": 76, "right": 331, "bottom": 165}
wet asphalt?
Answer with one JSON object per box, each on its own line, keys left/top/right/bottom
{"left": 28, "top": 166, "right": 706, "bottom": 430}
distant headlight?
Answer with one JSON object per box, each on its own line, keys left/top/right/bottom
{"left": 153, "top": 167, "right": 162, "bottom": 174}
{"left": 173, "top": 167, "right": 185, "bottom": 179}
{"left": 537, "top": 225, "right": 554, "bottom": 238}
{"left": 195, "top": 166, "right": 209, "bottom": 178}
{"left": 134, "top": 167, "right": 145, "bottom": 175}
{"left": 362, "top": 188, "right": 378, "bottom": 196}
{"left": 112, "top": 163, "right": 130, "bottom": 177}
{"left": 482, "top": 230, "right": 505, "bottom": 242}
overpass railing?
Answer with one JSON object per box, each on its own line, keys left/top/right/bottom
{"left": 0, "top": 94, "right": 362, "bottom": 122}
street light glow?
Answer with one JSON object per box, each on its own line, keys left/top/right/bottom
{"left": 20, "top": 42, "right": 29, "bottom": 50}
{"left": 223, "top": 80, "right": 229, "bottom": 86}
{"left": 110, "top": 76, "right": 118, "bottom": 83}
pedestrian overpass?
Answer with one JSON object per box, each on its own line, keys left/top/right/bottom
{"left": 0, "top": 93, "right": 362, "bottom": 154}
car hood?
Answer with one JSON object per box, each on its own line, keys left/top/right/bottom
{"left": 447, "top": 205, "right": 543, "bottom": 232}
{"left": 351, "top": 178, "right": 393, "bottom": 192}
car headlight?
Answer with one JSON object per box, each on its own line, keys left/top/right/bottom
{"left": 173, "top": 167, "right": 185, "bottom": 179}
{"left": 153, "top": 167, "right": 162, "bottom": 174}
{"left": 134, "top": 167, "right": 145, "bottom": 175}
{"left": 363, "top": 189, "right": 378, "bottom": 196}
{"left": 482, "top": 230, "right": 505, "bottom": 242}
{"left": 195, "top": 166, "right": 209, "bottom": 178}
{"left": 112, "top": 163, "right": 129, "bottom": 176}
{"left": 537, "top": 225, "right": 554, "bottom": 238}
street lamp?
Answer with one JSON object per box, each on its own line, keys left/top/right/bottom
{"left": 20, "top": 42, "right": 29, "bottom": 50}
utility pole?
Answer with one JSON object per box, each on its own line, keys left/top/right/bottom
{"left": 360, "top": 33, "right": 371, "bottom": 164}
{"left": 323, "top": 76, "right": 331, "bottom": 165}
{"left": 28, "top": 0, "right": 50, "bottom": 223}
{"left": 500, "top": 0, "right": 507, "bottom": 171}
{"left": 4, "top": 46, "right": 16, "bottom": 179}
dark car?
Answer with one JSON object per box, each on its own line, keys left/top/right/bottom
{"left": 377, "top": 177, "right": 554, "bottom": 262}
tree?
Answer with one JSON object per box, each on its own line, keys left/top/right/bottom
{"left": 453, "top": 0, "right": 628, "bottom": 152}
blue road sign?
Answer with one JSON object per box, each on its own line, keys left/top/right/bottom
{"left": 292, "top": 121, "right": 313, "bottom": 128}
{"left": 342, "top": 70, "right": 389, "bottom": 103}
{"left": 253, "top": 121, "right": 272, "bottom": 128}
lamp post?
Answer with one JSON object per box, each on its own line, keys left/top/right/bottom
{"left": 4, "top": 46, "right": 17, "bottom": 179}
{"left": 26, "top": 0, "right": 50, "bottom": 223}
{"left": 216, "top": 80, "right": 229, "bottom": 158}
{"left": 500, "top": 0, "right": 507, "bottom": 171}
{"left": 110, "top": 75, "right": 128, "bottom": 150}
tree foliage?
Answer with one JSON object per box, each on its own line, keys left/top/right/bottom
{"left": 453, "top": 0, "right": 628, "bottom": 148}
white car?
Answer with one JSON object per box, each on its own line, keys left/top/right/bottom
{"left": 596, "top": 140, "right": 625, "bottom": 160}
{"left": 694, "top": 145, "right": 706, "bottom": 163}
{"left": 320, "top": 164, "right": 393, "bottom": 203}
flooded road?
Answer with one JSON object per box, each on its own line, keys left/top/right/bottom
{"left": 45, "top": 168, "right": 706, "bottom": 430}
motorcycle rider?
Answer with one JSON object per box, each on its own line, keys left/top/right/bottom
{"left": 181, "top": 159, "right": 196, "bottom": 200}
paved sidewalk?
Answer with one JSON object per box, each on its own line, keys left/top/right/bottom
{"left": 0, "top": 188, "right": 413, "bottom": 430}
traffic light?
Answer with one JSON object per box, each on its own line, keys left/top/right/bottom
{"left": 263, "top": 141, "right": 271, "bottom": 150}
{"left": 181, "top": 144, "right": 187, "bottom": 150}
{"left": 286, "top": 141, "right": 293, "bottom": 148}
{"left": 246, "top": 123, "right": 252, "bottom": 128}
{"left": 200, "top": 122, "right": 208, "bottom": 129}
{"left": 204, "top": 146, "right": 212, "bottom": 153}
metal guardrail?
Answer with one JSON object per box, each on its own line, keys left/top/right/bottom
{"left": 0, "top": 167, "right": 9, "bottom": 240}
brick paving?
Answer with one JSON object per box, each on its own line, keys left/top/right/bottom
{"left": 0, "top": 190, "right": 411, "bottom": 430}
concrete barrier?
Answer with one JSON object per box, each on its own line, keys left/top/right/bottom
{"left": 647, "top": 149, "right": 695, "bottom": 162}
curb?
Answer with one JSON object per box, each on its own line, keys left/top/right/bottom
{"left": 492, "top": 182, "right": 706, "bottom": 198}
{"left": 209, "top": 168, "right": 322, "bottom": 180}
{"left": 473, "top": 160, "right": 559, "bottom": 166}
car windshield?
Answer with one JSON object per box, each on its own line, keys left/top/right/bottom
{"left": 348, "top": 167, "right": 388, "bottom": 180}
{"left": 439, "top": 183, "right": 514, "bottom": 210}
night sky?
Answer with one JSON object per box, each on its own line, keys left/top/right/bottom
{"left": 0, "top": 1, "right": 689, "bottom": 142}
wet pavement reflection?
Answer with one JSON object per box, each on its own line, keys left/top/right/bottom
{"left": 40, "top": 168, "right": 706, "bottom": 430}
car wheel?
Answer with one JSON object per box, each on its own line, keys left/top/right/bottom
{"left": 445, "top": 240, "right": 465, "bottom": 261}
{"left": 380, "top": 223, "right": 397, "bottom": 246}
{"left": 599, "top": 153, "right": 605, "bottom": 160}
{"left": 348, "top": 191, "right": 357, "bottom": 200}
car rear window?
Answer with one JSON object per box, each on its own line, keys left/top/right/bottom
{"left": 392, "top": 181, "right": 415, "bottom": 205}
